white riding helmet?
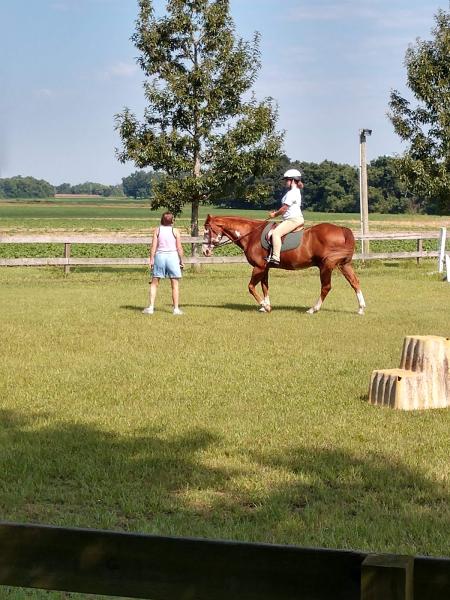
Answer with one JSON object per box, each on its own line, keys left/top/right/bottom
{"left": 283, "top": 168, "right": 302, "bottom": 181}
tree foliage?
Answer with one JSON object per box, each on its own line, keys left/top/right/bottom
{"left": 388, "top": 7, "right": 450, "bottom": 214}
{"left": 55, "top": 182, "right": 124, "bottom": 197}
{"left": 115, "top": 0, "right": 283, "bottom": 233}
{"left": 122, "top": 170, "right": 154, "bottom": 199}
{"left": 0, "top": 176, "right": 54, "bottom": 198}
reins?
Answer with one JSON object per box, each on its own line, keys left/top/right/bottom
{"left": 209, "top": 219, "right": 270, "bottom": 247}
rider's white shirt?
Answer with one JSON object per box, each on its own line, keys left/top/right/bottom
{"left": 281, "top": 187, "right": 302, "bottom": 220}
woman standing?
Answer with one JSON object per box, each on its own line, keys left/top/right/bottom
{"left": 143, "top": 212, "right": 184, "bottom": 315}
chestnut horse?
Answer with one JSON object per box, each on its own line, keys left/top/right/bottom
{"left": 202, "top": 215, "right": 366, "bottom": 314}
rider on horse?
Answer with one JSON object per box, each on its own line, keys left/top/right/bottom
{"left": 266, "top": 169, "right": 304, "bottom": 265}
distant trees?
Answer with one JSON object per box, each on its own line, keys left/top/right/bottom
{"left": 389, "top": 7, "right": 450, "bottom": 215}
{"left": 300, "top": 161, "right": 359, "bottom": 213}
{"left": 55, "top": 182, "right": 124, "bottom": 197}
{"left": 0, "top": 176, "right": 54, "bottom": 198}
{"left": 121, "top": 170, "right": 154, "bottom": 199}
{"left": 208, "top": 154, "right": 417, "bottom": 213}
{"left": 0, "top": 153, "right": 438, "bottom": 213}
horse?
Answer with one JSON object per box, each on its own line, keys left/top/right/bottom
{"left": 202, "top": 215, "right": 366, "bottom": 315}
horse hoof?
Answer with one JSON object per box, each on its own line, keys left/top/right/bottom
{"left": 306, "top": 308, "right": 316, "bottom": 314}
{"left": 259, "top": 304, "right": 271, "bottom": 313}
{"left": 358, "top": 308, "right": 365, "bottom": 315}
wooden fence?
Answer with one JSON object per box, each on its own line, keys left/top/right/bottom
{"left": 0, "top": 231, "right": 445, "bottom": 273}
{"left": 0, "top": 522, "right": 448, "bottom": 599}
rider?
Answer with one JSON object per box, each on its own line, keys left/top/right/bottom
{"left": 267, "top": 168, "right": 304, "bottom": 265}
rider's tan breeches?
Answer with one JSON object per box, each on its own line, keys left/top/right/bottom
{"left": 270, "top": 217, "right": 304, "bottom": 261}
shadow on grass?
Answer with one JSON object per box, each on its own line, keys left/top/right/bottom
{"left": 181, "top": 302, "right": 358, "bottom": 314}
{"left": 0, "top": 409, "right": 448, "bottom": 557}
{"left": 120, "top": 305, "right": 144, "bottom": 312}
{"left": 181, "top": 302, "right": 312, "bottom": 313}
{"left": 0, "top": 409, "right": 233, "bottom": 531}
{"left": 71, "top": 267, "right": 145, "bottom": 275}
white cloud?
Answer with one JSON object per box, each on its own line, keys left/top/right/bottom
{"left": 286, "top": 0, "right": 438, "bottom": 31}
{"left": 34, "top": 88, "right": 55, "bottom": 99}
{"left": 102, "top": 61, "right": 138, "bottom": 80}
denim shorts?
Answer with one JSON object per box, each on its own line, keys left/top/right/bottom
{"left": 152, "top": 251, "right": 182, "bottom": 279}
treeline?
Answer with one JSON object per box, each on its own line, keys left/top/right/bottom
{"left": 218, "top": 155, "right": 424, "bottom": 214}
{"left": 0, "top": 155, "right": 441, "bottom": 214}
{"left": 56, "top": 182, "right": 124, "bottom": 197}
{"left": 0, "top": 176, "right": 123, "bottom": 199}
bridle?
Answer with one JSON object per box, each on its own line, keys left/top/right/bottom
{"left": 203, "top": 219, "right": 270, "bottom": 254}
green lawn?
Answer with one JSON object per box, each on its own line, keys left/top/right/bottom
{"left": 0, "top": 264, "right": 449, "bottom": 557}
{"left": 0, "top": 202, "right": 449, "bottom": 598}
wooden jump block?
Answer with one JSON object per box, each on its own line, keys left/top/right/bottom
{"left": 369, "top": 335, "right": 449, "bottom": 410}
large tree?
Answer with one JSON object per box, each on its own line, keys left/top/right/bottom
{"left": 115, "top": 0, "right": 283, "bottom": 236}
{"left": 388, "top": 8, "right": 450, "bottom": 214}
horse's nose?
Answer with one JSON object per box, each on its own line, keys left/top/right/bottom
{"left": 202, "top": 244, "right": 211, "bottom": 257}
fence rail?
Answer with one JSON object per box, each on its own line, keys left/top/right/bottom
{"left": 0, "top": 522, "right": 448, "bottom": 599}
{"left": 0, "top": 230, "right": 445, "bottom": 269}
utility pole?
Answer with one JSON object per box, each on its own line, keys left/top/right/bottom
{"left": 359, "top": 129, "right": 372, "bottom": 256}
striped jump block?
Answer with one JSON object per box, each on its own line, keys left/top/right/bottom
{"left": 369, "top": 335, "right": 449, "bottom": 410}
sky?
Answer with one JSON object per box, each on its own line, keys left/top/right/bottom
{"left": 0, "top": 0, "right": 447, "bottom": 185}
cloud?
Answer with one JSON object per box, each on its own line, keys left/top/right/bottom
{"left": 102, "top": 61, "right": 138, "bottom": 80}
{"left": 51, "top": 0, "right": 116, "bottom": 10}
{"left": 34, "top": 88, "right": 55, "bottom": 99}
{"left": 286, "top": 0, "right": 438, "bottom": 31}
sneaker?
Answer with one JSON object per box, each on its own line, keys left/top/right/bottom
{"left": 173, "top": 308, "right": 183, "bottom": 315}
{"left": 268, "top": 257, "right": 280, "bottom": 265}
{"left": 142, "top": 306, "right": 154, "bottom": 314}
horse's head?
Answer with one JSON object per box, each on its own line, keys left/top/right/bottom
{"left": 202, "top": 215, "right": 223, "bottom": 256}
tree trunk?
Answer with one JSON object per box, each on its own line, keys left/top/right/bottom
{"left": 190, "top": 146, "right": 201, "bottom": 271}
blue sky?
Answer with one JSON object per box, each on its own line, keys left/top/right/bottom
{"left": 0, "top": 0, "right": 446, "bottom": 185}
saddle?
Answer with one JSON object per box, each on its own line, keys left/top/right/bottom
{"left": 260, "top": 222, "right": 304, "bottom": 252}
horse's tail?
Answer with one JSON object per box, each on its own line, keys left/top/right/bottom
{"left": 324, "top": 226, "right": 355, "bottom": 268}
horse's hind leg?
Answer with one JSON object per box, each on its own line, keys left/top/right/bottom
{"left": 339, "top": 262, "right": 366, "bottom": 315}
{"left": 248, "top": 266, "right": 270, "bottom": 312}
{"left": 307, "top": 264, "right": 332, "bottom": 314}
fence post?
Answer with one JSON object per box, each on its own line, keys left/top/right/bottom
{"left": 361, "top": 554, "right": 414, "bottom": 600}
{"left": 416, "top": 238, "right": 422, "bottom": 265}
{"left": 438, "top": 227, "right": 447, "bottom": 273}
{"left": 64, "top": 243, "right": 71, "bottom": 276}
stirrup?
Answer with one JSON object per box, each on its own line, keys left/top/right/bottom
{"left": 268, "top": 257, "right": 280, "bottom": 265}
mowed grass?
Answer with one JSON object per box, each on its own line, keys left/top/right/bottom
{"left": 1, "top": 198, "right": 449, "bottom": 232}
{"left": 0, "top": 262, "right": 449, "bottom": 565}
{"left": 0, "top": 201, "right": 449, "bottom": 598}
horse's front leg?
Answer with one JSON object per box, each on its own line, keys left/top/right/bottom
{"left": 260, "top": 268, "right": 271, "bottom": 312}
{"left": 248, "top": 267, "right": 270, "bottom": 312}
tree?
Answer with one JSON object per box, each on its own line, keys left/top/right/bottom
{"left": 300, "top": 161, "right": 359, "bottom": 212}
{"left": 0, "top": 176, "right": 54, "bottom": 198}
{"left": 388, "top": 8, "right": 450, "bottom": 214}
{"left": 115, "top": 0, "right": 283, "bottom": 236}
{"left": 122, "top": 170, "right": 153, "bottom": 198}
{"left": 367, "top": 156, "right": 410, "bottom": 214}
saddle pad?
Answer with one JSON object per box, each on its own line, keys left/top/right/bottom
{"left": 261, "top": 222, "right": 304, "bottom": 252}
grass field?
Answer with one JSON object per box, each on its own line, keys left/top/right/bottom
{"left": 0, "top": 200, "right": 449, "bottom": 598}
{"left": 1, "top": 198, "right": 449, "bottom": 233}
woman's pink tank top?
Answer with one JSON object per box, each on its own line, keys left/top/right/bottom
{"left": 157, "top": 225, "right": 177, "bottom": 252}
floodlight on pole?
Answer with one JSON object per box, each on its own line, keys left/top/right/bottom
{"left": 359, "top": 129, "right": 372, "bottom": 256}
